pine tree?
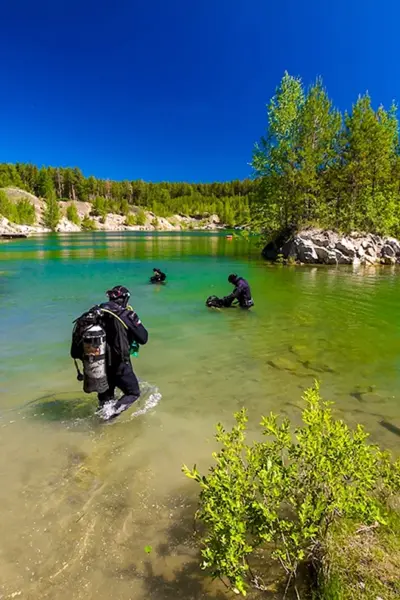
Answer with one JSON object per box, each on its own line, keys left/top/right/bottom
{"left": 37, "top": 169, "right": 55, "bottom": 199}
{"left": 296, "top": 79, "right": 341, "bottom": 225}
{"left": 340, "top": 95, "right": 398, "bottom": 233}
{"left": 43, "top": 194, "right": 61, "bottom": 230}
{"left": 252, "top": 72, "right": 305, "bottom": 235}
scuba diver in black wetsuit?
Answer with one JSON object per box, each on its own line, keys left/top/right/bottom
{"left": 71, "top": 285, "right": 148, "bottom": 419}
{"left": 150, "top": 268, "right": 166, "bottom": 284}
{"left": 206, "top": 274, "right": 254, "bottom": 309}
{"left": 224, "top": 274, "right": 254, "bottom": 308}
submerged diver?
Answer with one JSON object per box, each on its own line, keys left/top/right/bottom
{"left": 71, "top": 285, "right": 148, "bottom": 419}
{"left": 206, "top": 274, "right": 254, "bottom": 309}
{"left": 150, "top": 268, "right": 166, "bottom": 284}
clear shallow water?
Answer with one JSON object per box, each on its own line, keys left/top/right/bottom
{"left": 0, "top": 232, "right": 400, "bottom": 599}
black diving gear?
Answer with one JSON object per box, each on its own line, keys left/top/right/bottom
{"left": 150, "top": 268, "right": 166, "bottom": 284}
{"left": 206, "top": 295, "right": 230, "bottom": 308}
{"left": 71, "top": 286, "right": 148, "bottom": 417}
{"left": 223, "top": 274, "right": 254, "bottom": 309}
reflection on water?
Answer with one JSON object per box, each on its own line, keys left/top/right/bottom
{"left": 0, "top": 232, "right": 400, "bottom": 599}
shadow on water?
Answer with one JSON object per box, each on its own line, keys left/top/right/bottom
{"left": 112, "top": 500, "right": 228, "bottom": 600}
{"left": 380, "top": 420, "right": 400, "bottom": 438}
{"left": 124, "top": 560, "right": 228, "bottom": 600}
{"left": 115, "top": 500, "right": 300, "bottom": 600}
{"left": 29, "top": 392, "right": 97, "bottom": 421}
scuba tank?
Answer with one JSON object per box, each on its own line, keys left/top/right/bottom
{"left": 71, "top": 304, "right": 140, "bottom": 393}
{"left": 81, "top": 320, "right": 108, "bottom": 394}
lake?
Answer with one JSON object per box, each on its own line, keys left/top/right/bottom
{"left": 0, "top": 231, "right": 399, "bottom": 599}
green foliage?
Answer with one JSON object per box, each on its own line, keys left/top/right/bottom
{"left": 66, "top": 202, "right": 80, "bottom": 225}
{"left": 125, "top": 213, "right": 137, "bottom": 226}
{"left": 81, "top": 215, "right": 97, "bottom": 230}
{"left": 43, "top": 194, "right": 61, "bottom": 230}
{"left": 91, "top": 196, "right": 109, "bottom": 219}
{"left": 151, "top": 216, "right": 159, "bottom": 229}
{"left": 37, "top": 169, "right": 55, "bottom": 199}
{"left": 183, "top": 383, "right": 400, "bottom": 597}
{"left": 252, "top": 72, "right": 400, "bottom": 237}
{"left": 15, "top": 199, "right": 35, "bottom": 225}
{"left": 0, "top": 191, "right": 35, "bottom": 225}
{"left": 136, "top": 208, "right": 147, "bottom": 226}
{"left": 0, "top": 164, "right": 24, "bottom": 189}
{"left": 1, "top": 163, "right": 255, "bottom": 226}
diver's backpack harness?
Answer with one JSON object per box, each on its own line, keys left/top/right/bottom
{"left": 71, "top": 305, "right": 139, "bottom": 394}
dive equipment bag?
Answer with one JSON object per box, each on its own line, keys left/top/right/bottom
{"left": 206, "top": 295, "right": 226, "bottom": 308}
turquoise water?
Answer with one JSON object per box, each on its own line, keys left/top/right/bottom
{"left": 0, "top": 232, "right": 400, "bottom": 599}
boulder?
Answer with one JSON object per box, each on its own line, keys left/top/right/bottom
{"left": 384, "top": 237, "right": 400, "bottom": 255}
{"left": 314, "top": 245, "right": 338, "bottom": 264}
{"left": 357, "top": 245, "right": 365, "bottom": 257}
{"left": 381, "top": 243, "right": 395, "bottom": 258}
{"left": 383, "top": 256, "right": 396, "bottom": 265}
{"left": 0, "top": 216, "right": 18, "bottom": 235}
{"left": 334, "top": 249, "right": 353, "bottom": 264}
{"left": 296, "top": 238, "right": 318, "bottom": 263}
{"left": 56, "top": 217, "right": 81, "bottom": 233}
{"left": 261, "top": 227, "right": 400, "bottom": 266}
{"left": 336, "top": 238, "right": 356, "bottom": 258}
{"left": 364, "top": 254, "right": 377, "bottom": 265}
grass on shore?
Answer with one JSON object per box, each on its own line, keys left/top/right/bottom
{"left": 316, "top": 507, "right": 400, "bottom": 600}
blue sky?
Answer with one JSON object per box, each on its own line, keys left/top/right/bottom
{"left": 1, "top": 0, "right": 399, "bottom": 182}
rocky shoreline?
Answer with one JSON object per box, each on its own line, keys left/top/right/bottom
{"left": 262, "top": 228, "right": 400, "bottom": 265}
{"left": 0, "top": 188, "right": 224, "bottom": 238}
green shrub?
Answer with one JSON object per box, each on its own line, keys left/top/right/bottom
{"left": 183, "top": 383, "right": 400, "bottom": 597}
{"left": 43, "top": 195, "right": 61, "bottom": 230}
{"left": 0, "top": 191, "right": 36, "bottom": 225}
{"left": 125, "top": 214, "right": 137, "bottom": 226}
{"left": 151, "top": 216, "right": 159, "bottom": 229}
{"left": 66, "top": 202, "right": 80, "bottom": 225}
{"left": 81, "top": 215, "right": 97, "bottom": 230}
{"left": 91, "top": 196, "right": 108, "bottom": 219}
{"left": 136, "top": 208, "right": 147, "bottom": 226}
{"left": 16, "top": 199, "right": 36, "bottom": 225}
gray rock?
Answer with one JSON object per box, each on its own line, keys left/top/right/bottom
{"left": 314, "top": 245, "right": 338, "bottom": 264}
{"left": 296, "top": 238, "right": 318, "bottom": 263}
{"left": 334, "top": 249, "right": 353, "bottom": 264}
{"left": 383, "top": 256, "right": 396, "bottom": 265}
{"left": 381, "top": 244, "right": 395, "bottom": 258}
{"left": 337, "top": 238, "right": 356, "bottom": 257}
{"left": 384, "top": 237, "right": 400, "bottom": 254}
{"left": 364, "top": 254, "right": 377, "bottom": 264}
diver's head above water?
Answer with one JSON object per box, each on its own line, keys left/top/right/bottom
{"left": 106, "top": 285, "right": 130, "bottom": 307}
{"left": 228, "top": 273, "right": 239, "bottom": 285}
